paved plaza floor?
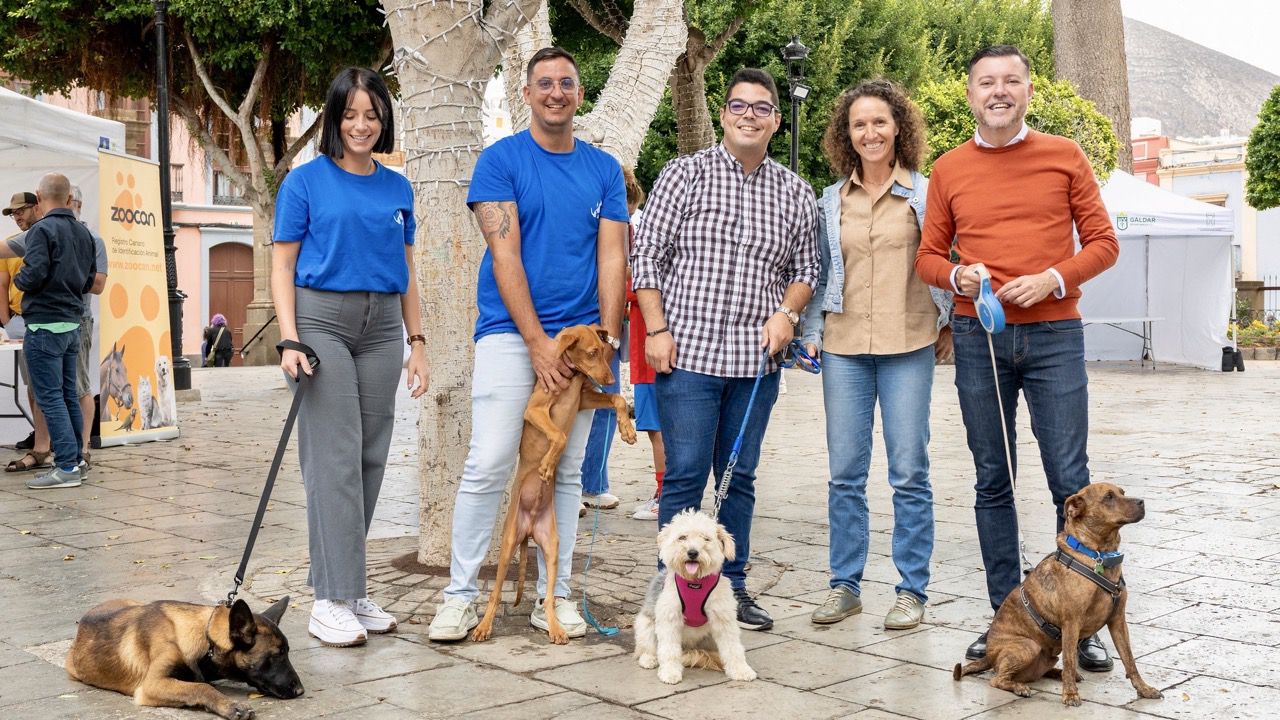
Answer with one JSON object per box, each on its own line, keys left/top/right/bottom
{"left": 1, "top": 358, "right": 1278, "bottom": 719}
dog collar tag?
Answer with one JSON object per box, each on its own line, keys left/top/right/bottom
{"left": 1093, "top": 560, "right": 1105, "bottom": 574}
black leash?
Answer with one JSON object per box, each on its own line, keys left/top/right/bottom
{"left": 224, "top": 340, "right": 320, "bottom": 607}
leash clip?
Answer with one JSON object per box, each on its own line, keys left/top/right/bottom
{"left": 971, "top": 263, "right": 1006, "bottom": 334}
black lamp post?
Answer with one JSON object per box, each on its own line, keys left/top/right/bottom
{"left": 154, "top": 0, "right": 190, "bottom": 390}
{"left": 783, "top": 36, "right": 810, "bottom": 175}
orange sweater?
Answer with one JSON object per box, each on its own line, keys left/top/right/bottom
{"left": 915, "top": 130, "right": 1118, "bottom": 323}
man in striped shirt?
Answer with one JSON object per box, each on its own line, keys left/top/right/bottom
{"left": 632, "top": 68, "right": 820, "bottom": 631}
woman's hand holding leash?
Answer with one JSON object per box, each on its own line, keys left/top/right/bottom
{"left": 280, "top": 347, "right": 313, "bottom": 380}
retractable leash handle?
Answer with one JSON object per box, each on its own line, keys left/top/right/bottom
{"left": 225, "top": 340, "right": 320, "bottom": 607}
{"left": 971, "top": 263, "right": 1006, "bottom": 335}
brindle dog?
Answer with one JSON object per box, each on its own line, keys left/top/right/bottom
{"left": 66, "top": 597, "right": 303, "bottom": 719}
{"left": 954, "top": 483, "right": 1164, "bottom": 706}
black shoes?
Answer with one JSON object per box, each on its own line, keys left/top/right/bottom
{"left": 733, "top": 587, "right": 773, "bottom": 631}
{"left": 1077, "top": 633, "right": 1114, "bottom": 672}
{"left": 964, "top": 630, "right": 1113, "bottom": 672}
{"left": 15, "top": 431, "right": 34, "bottom": 450}
{"left": 965, "top": 631, "right": 988, "bottom": 660}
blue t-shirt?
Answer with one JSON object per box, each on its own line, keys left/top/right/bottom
{"left": 273, "top": 155, "right": 415, "bottom": 293}
{"left": 467, "top": 130, "right": 628, "bottom": 341}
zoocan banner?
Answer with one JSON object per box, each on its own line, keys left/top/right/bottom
{"left": 96, "top": 150, "right": 179, "bottom": 445}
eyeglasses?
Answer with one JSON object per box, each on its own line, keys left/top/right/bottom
{"left": 533, "top": 77, "right": 578, "bottom": 94}
{"left": 725, "top": 99, "right": 777, "bottom": 118}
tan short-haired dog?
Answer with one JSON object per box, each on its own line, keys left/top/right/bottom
{"left": 471, "top": 324, "right": 636, "bottom": 644}
{"left": 954, "top": 483, "right": 1164, "bottom": 706}
{"left": 634, "top": 509, "right": 756, "bottom": 684}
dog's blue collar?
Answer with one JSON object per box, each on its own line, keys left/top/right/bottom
{"left": 1066, "top": 534, "right": 1124, "bottom": 570}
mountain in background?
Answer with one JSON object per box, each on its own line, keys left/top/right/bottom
{"left": 1125, "top": 16, "right": 1278, "bottom": 139}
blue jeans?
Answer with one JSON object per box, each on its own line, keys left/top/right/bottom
{"left": 822, "top": 345, "right": 935, "bottom": 602}
{"left": 655, "top": 367, "right": 780, "bottom": 589}
{"left": 951, "top": 315, "right": 1091, "bottom": 612}
{"left": 581, "top": 353, "right": 621, "bottom": 495}
{"left": 25, "top": 328, "right": 83, "bottom": 472}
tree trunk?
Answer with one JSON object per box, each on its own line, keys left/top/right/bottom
{"left": 671, "top": 38, "right": 716, "bottom": 156}
{"left": 384, "top": 0, "right": 539, "bottom": 565}
{"left": 501, "top": 1, "right": 552, "bottom": 133}
{"left": 573, "top": 0, "right": 686, "bottom": 166}
{"left": 1052, "top": 0, "right": 1132, "bottom": 171}
{"left": 241, "top": 204, "right": 280, "bottom": 366}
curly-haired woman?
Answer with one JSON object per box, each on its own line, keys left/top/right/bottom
{"left": 801, "top": 79, "right": 952, "bottom": 630}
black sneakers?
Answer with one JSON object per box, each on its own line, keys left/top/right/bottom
{"left": 733, "top": 586, "right": 773, "bottom": 631}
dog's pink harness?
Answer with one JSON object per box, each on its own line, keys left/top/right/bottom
{"left": 675, "top": 572, "right": 720, "bottom": 627}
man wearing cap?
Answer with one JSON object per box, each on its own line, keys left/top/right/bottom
{"left": 2, "top": 190, "right": 48, "bottom": 462}
{"left": 14, "top": 173, "right": 96, "bottom": 489}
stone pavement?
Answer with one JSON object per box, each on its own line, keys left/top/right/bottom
{"left": 2, "top": 359, "right": 1279, "bottom": 719}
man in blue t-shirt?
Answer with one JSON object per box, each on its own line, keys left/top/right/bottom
{"left": 428, "top": 47, "right": 629, "bottom": 643}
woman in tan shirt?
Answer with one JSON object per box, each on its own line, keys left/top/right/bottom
{"left": 800, "top": 80, "right": 952, "bottom": 631}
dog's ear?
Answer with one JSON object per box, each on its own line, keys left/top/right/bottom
{"left": 1065, "top": 493, "right": 1086, "bottom": 522}
{"left": 716, "top": 524, "right": 736, "bottom": 563}
{"left": 554, "top": 328, "right": 582, "bottom": 359}
{"left": 229, "top": 599, "right": 258, "bottom": 648}
{"left": 261, "top": 595, "right": 290, "bottom": 626}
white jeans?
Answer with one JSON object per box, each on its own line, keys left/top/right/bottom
{"left": 444, "top": 333, "right": 594, "bottom": 601}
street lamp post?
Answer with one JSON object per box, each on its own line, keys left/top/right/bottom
{"left": 783, "top": 36, "right": 810, "bottom": 175}
{"left": 153, "top": 0, "right": 190, "bottom": 390}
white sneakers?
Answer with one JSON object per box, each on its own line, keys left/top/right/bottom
{"left": 309, "top": 598, "right": 398, "bottom": 647}
{"left": 581, "top": 492, "right": 620, "bottom": 509}
{"left": 428, "top": 597, "right": 479, "bottom": 642}
{"left": 530, "top": 597, "right": 587, "bottom": 638}
{"left": 353, "top": 597, "right": 398, "bottom": 633}
{"left": 631, "top": 497, "right": 659, "bottom": 521}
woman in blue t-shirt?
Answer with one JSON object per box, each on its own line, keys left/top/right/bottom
{"left": 270, "top": 67, "right": 429, "bottom": 648}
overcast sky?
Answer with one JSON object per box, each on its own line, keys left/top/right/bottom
{"left": 1122, "top": 0, "right": 1280, "bottom": 76}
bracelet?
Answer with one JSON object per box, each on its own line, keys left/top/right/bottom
{"left": 646, "top": 326, "right": 670, "bottom": 337}
{"left": 406, "top": 334, "right": 426, "bottom": 346}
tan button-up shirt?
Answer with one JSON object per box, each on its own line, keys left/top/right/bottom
{"left": 822, "top": 163, "right": 940, "bottom": 355}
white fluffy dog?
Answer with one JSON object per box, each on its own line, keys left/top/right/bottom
{"left": 634, "top": 509, "right": 756, "bottom": 685}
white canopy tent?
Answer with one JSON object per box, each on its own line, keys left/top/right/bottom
{"left": 1079, "top": 170, "right": 1234, "bottom": 370}
{"left": 0, "top": 88, "right": 125, "bottom": 438}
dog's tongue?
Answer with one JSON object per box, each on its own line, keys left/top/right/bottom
{"left": 684, "top": 561, "right": 700, "bottom": 575}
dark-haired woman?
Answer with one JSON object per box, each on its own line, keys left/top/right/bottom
{"left": 801, "top": 79, "right": 951, "bottom": 631}
{"left": 271, "top": 67, "right": 429, "bottom": 648}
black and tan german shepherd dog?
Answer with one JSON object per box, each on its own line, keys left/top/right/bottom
{"left": 66, "top": 596, "right": 304, "bottom": 719}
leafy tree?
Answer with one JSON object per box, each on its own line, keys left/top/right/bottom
{"left": 1246, "top": 85, "right": 1280, "bottom": 211}
{"left": 0, "top": 0, "right": 390, "bottom": 362}
{"left": 915, "top": 73, "right": 1119, "bottom": 179}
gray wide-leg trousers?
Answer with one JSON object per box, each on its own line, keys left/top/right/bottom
{"left": 294, "top": 287, "right": 404, "bottom": 600}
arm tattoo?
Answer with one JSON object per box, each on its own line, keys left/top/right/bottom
{"left": 476, "top": 202, "right": 513, "bottom": 243}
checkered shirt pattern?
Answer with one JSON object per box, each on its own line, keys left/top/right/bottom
{"left": 632, "top": 145, "right": 820, "bottom": 377}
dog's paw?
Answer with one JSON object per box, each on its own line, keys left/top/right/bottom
{"left": 657, "top": 666, "right": 683, "bottom": 685}
{"left": 726, "top": 666, "right": 756, "bottom": 682}
{"left": 619, "top": 420, "right": 638, "bottom": 445}
{"left": 1061, "top": 691, "right": 1082, "bottom": 706}
{"left": 637, "top": 653, "right": 658, "bottom": 669}
{"left": 538, "top": 459, "right": 556, "bottom": 482}
{"left": 469, "top": 624, "right": 492, "bottom": 643}
{"left": 224, "top": 702, "right": 255, "bottom": 720}
{"left": 1136, "top": 683, "right": 1163, "bottom": 700}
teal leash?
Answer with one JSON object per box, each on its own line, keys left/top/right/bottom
{"left": 580, "top": 401, "right": 620, "bottom": 637}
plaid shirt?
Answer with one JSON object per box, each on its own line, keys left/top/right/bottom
{"left": 632, "top": 145, "right": 820, "bottom": 377}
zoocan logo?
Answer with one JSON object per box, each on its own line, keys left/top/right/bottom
{"left": 110, "top": 171, "right": 154, "bottom": 230}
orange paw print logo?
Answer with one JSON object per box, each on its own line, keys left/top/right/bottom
{"left": 110, "top": 172, "right": 155, "bottom": 230}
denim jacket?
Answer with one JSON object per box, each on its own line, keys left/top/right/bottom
{"left": 800, "top": 172, "right": 952, "bottom": 352}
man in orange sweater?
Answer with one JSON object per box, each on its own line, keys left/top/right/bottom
{"left": 915, "top": 45, "right": 1119, "bottom": 671}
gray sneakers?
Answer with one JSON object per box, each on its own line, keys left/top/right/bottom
{"left": 810, "top": 586, "right": 862, "bottom": 624}
{"left": 531, "top": 597, "right": 587, "bottom": 638}
{"left": 884, "top": 591, "right": 925, "bottom": 630}
{"left": 26, "top": 466, "right": 81, "bottom": 489}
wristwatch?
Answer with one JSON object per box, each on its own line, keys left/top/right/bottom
{"left": 776, "top": 306, "right": 800, "bottom": 325}
{"left": 605, "top": 334, "right": 621, "bottom": 351}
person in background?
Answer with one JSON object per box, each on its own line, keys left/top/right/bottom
{"left": 68, "top": 186, "right": 108, "bottom": 467}
{"left": 203, "top": 314, "right": 233, "bottom": 367}
{"left": 801, "top": 79, "right": 952, "bottom": 631}
{"left": 272, "top": 66, "right": 429, "bottom": 648}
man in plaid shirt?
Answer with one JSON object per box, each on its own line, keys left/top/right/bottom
{"left": 632, "top": 68, "right": 820, "bottom": 630}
